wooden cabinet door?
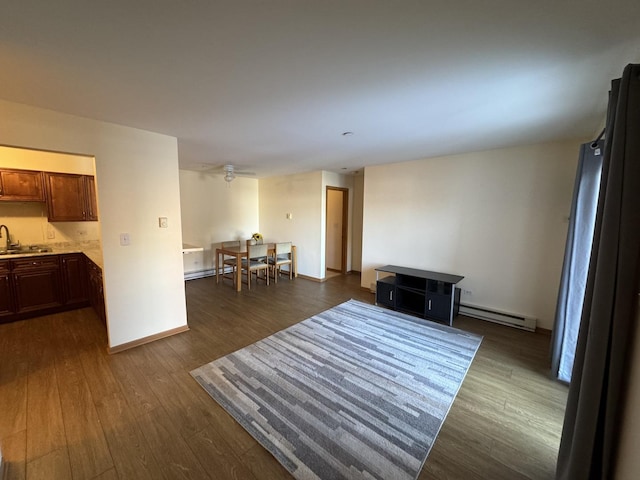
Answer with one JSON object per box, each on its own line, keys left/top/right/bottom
{"left": 88, "top": 260, "right": 106, "bottom": 325}
{"left": 12, "top": 263, "right": 63, "bottom": 314}
{"left": 61, "top": 254, "right": 88, "bottom": 305}
{"left": 45, "top": 172, "right": 85, "bottom": 221}
{"left": 83, "top": 176, "right": 98, "bottom": 221}
{"left": 0, "top": 169, "right": 45, "bottom": 202}
{"left": 0, "top": 261, "right": 14, "bottom": 321}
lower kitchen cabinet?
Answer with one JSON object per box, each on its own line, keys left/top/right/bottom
{"left": 11, "top": 256, "right": 63, "bottom": 314}
{"left": 0, "top": 260, "right": 13, "bottom": 320}
{"left": 0, "top": 253, "right": 99, "bottom": 324}
{"left": 61, "top": 253, "right": 88, "bottom": 305}
{"left": 87, "top": 258, "right": 106, "bottom": 325}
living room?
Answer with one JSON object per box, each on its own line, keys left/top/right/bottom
{"left": 1, "top": 2, "right": 640, "bottom": 479}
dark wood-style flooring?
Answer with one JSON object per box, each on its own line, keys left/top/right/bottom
{"left": 0, "top": 273, "right": 568, "bottom": 479}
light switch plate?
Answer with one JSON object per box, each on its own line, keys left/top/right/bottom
{"left": 120, "top": 233, "right": 130, "bottom": 246}
{"left": 159, "top": 217, "right": 168, "bottom": 228}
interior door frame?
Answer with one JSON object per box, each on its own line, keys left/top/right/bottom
{"left": 326, "top": 186, "right": 349, "bottom": 275}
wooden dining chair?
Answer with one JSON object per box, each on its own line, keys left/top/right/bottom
{"left": 268, "top": 241, "right": 293, "bottom": 283}
{"left": 241, "top": 243, "right": 270, "bottom": 289}
{"left": 221, "top": 240, "right": 240, "bottom": 284}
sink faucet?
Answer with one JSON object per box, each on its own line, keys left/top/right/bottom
{"left": 0, "top": 224, "right": 10, "bottom": 251}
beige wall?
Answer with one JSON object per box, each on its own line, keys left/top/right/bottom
{"left": 361, "top": 139, "right": 584, "bottom": 329}
{"left": 0, "top": 145, "right": 95, "bottom": 174}
{"left": 351, "top": 172, "right": 364, "bottom": 272}
{"left": 0, "top": 146, "right": 101, "bottom": 246}
{"left": 259, "top": 171, "right": 323, "bottom": 278}
{"left": 0, "top": 99, "right": 187, "bottom": 349}
{"left": 179, "top": 169, "right": 259, "bottom": 272}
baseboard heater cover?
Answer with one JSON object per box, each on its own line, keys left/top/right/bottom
{"left": 459, "top": 303, "right": 537, "bottom": 332}
{"left": 184, "top": 268, "right": 217, "bottom": 281}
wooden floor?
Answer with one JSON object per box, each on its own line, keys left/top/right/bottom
{"left": 0, "top": 273, "right": 568, "bottom": 480}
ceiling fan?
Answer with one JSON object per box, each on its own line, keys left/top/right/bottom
{"left": 192, "top": 164, "right": 256, "bottom": 185}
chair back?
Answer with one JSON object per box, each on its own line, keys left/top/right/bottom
{"left": 275, "top": 242, "right": 292, "bottom": 258}
{"left": 248, "top": 243, "right": 268, "bottom": 262}
{"left": 222, "top": 240, "right": 240, "bottom": 249}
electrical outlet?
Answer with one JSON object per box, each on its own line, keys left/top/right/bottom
{"left": 47, "top": 229, "right": 55, "bottom": 239}
{"left": 462, "top": 289, "right": 473, "bottom": 296}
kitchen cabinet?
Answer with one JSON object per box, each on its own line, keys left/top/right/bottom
{"left": 0, "top": 253, "right": 95, "bottom": 323}
{"left": 11, "top": 256, "right": 63, "bottom": 314}
{"left": 61, "top": 253, "right": 88, "bottom": 305}
{"left": 87, "top": 258, "right": 106, "bottom": 325}
{"left": 0, "top": 260, "right": 13, "bottom": 321}
{"left": 0, "top": 168, "right": 45, "bottom": 202}
{"left": 84, "top": 176, "right": 98, "bottom": 221}
{"left": 44, "top": 172, "right": 98, "bottom": 222}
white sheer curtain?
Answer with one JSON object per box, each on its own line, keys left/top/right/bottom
{"left": 551, "top": 140, "right": 603, "bottom": 382}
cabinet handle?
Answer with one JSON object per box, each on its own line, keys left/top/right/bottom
{"left": 390, "top": 291, "right": 393, "bottom": 301}
{"left": 428, "top": 299, "right": 432, "bottom": 310}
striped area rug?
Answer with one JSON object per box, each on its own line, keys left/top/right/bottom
{"left": 191, "top": 299, "right": 482, "bottom": 480}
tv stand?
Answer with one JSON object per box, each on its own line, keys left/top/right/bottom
{"left": 375, "top": 265, "right": 464, "bottom": 326}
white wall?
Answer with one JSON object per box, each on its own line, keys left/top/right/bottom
{"left": 0, "top": 99, "right": 187, "bottom": 348}
{"left": 0, "top": 146, "right": 101, "bottom": 245}
{"left": 179, "top": 170, "right": 259, "bottom": 272}
{"left": 361, "top": 140, "right": 583, "bottom": 329}
{"left": 259, "top": 171, "right": 323, "bottom": 278}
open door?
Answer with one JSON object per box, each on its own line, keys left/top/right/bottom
{"left": 325, "top": 186, "right": 348, "bottom": 275}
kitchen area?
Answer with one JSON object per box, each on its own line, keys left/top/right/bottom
{"left": 0, "top": 145, "right": 105, "bottom": 326}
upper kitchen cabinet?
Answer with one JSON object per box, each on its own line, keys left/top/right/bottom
{"left": 45, "top": 172, "right": 99, "bottom": 222}
{"left": 0, "top": 168, "right": 45, "bottom": 202}
{"left": 84, "top": 175, "right": 98, "bottom": 221}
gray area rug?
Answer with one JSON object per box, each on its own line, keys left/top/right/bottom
{"left": 191, "top": 299, "right": 482, "bottom": 480}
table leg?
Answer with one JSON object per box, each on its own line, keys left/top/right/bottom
{"left": 292, "top": 246, "right": 298, "bottom": 277}
{"left": 235, "top": 252, "right": 242, "bottom": 292}
{"left": 216, "top": 249, "right": 220, "bottom": 284}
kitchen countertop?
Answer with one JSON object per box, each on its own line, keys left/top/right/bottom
{"left": 0, "top": 241, "right": 103, "bottom": 268}
{"left": 182, "top": 243, "right": 204, "bottom": 253}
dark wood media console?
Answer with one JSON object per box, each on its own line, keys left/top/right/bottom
{"left": 375, "top": 265, "right": 464, "bottom": 326}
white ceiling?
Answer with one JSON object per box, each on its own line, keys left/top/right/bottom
{"left": 1, "top": 1, "right": 639, "bottom": 177}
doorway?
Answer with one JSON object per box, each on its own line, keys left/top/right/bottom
{"left": 325, "top": 186, "right": 348, "bottom": 277}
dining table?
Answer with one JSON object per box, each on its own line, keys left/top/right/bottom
{"left": 215, "top": 242, "right": 297, "bottom": 292}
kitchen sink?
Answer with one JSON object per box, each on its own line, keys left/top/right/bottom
{"left": 0, "top": 246, "right": 53, "bottom": 255}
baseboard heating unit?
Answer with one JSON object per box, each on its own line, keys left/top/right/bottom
{"left": 459, "top": 303, "right": 537, "bottom": 332}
